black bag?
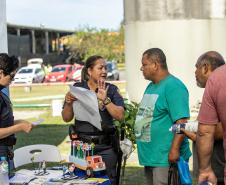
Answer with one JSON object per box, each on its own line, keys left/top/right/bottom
{"left": 168, "top": 163, "right": 181, "bottom": 185}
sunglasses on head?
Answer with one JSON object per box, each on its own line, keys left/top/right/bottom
{"left": 2, "top": 70, "right": 16, "bottom": 80}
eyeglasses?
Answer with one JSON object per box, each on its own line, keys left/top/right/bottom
{"left": 0, "top": 69, "right": 16, "bottom": 80}
{"left": 3, "top": 71, "right": 16, "bottom": 80}
{"left": 8, "top": 73, "right": 15, "bottom": 80}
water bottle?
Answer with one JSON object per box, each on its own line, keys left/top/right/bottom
{"left": 198, "top": 182, "right": 213, "bottom": 185}
{"left": 169, "top": 121, "right": 198, "bottom": 133}
{"left": 169, "top": 123, "right": 186, "bottom": 134}
{"left": 0, "top": 157, "right": 9, "bottom": 185}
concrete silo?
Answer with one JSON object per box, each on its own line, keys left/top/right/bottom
{"left": 0, "top": 0, "right": 8, "bottom": 53}
{"left": 124, "top": 0, "right": 226, "bottom": 107}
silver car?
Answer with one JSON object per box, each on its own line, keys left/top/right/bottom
{"left": 13, "top": 65, "right": 45, "bottom": 84}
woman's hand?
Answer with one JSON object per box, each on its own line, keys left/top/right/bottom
{"left": 15, "top": 120, "right": 33, "bottom": 133}
{"left": 97, "top": 79, "right": 109, "bottom": 101}
{"left": 20, "top": 121, "right": 33, "bottom": 133}
{"left": 65, "top": 92, "right": 77, "bottom": 105}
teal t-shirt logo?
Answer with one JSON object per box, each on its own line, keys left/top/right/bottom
{"left": 135, "top": 94, "right": 158, "bottom": 142}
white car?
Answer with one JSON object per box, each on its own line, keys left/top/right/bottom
{"left": 13, "top": 66, "right": 45, "bottom": 84}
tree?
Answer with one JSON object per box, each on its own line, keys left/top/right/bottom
{"left": 67, "top": 27, "right": 124, "bottom": 63}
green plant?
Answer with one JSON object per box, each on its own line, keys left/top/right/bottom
{"left": 114, "top": 99, "right": 139, "bottom": 148}
{"left": 114, "top": 99, "right": 139, "bottom": 183}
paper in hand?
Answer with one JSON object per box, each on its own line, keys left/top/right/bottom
{"left": 32, "top": 118, "right": 44, "bottom": 126}
{"left": 69, "top": 85, "right": 102, "bottom": 130}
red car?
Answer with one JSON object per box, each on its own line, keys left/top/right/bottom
{"left": 44, "top": 64, "right": 73, "bottom": 82}
{"left": 68, "top": 64, "right": 84, "bottom": 82}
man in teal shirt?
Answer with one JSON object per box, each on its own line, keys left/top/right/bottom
{"left": 135, "top": 48, "right": 191, "bottom": 185}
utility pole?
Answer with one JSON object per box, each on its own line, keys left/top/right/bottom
{"left": 0, "top": 0, "right": 10, "bottom": 96}
{"left": 0, "top": 0, "right": 8, "bottom": 53}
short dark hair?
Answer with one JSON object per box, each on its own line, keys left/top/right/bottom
{"left": 0, "top": 53, "right": 19, "bottom": 75}
{"left": 197, "top": 51, "right": 225, "bottom": 71}
{"left": 143, "top": 48, "right": 168, "bottom": 70}
{"left": 81, "top": 55, "right": 103, "bottom": 81}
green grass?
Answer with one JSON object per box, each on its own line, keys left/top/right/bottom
{"left": 26, "top": 108, "right": 68, "bottom": 124}
{"left": 10, "top": 85, "right": 67, "bottom": 105}
{"left": 14, "top": 106, "right": 73, "bottom": 156}
{"left": 10, "top": 82, "right": 127, "bottom": 105}
{"left": 10, "top": 85, "right": 69, "bottom": 99}
{"left": 15, "top": 124, "right": 70, "bottom": 153}
{"left": 120, "top": 166, "right": 145, "bottom": 185}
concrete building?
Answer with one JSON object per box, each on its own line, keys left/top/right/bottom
{"left": 7, "top": 23, "right": 74, "bottom": 66}
{"left": 124, "top": 0, "right": 226, "bottom": 107}
{"left": 0, "top": 0, "right": 7, "bottom": 53}
{"left": 1, "top": 0, "right": 74, "bottom": 66}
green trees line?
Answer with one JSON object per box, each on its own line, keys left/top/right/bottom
{"left": 66, "top": 27, "right": 124, "bottom": 63}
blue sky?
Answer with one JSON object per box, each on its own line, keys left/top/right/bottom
{"left": 6, "top": 0, "right": 123, "bottom": 31}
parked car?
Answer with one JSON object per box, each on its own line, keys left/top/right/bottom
{"left": 68, "top": 64, "right": 83, "bottom": 82}
{"left": 73, "top": 63, "right": 83, "bottom": 70}
{"left": 68, "top": 68, "right": 83, "bottom": 82}
{"left": 106, "top": 61, "right": 120, "bottom": 80}
{"left": 27, "top": 58, "right": 43, "bottom": 66}
{"left": 13, "top": 65, "right": 45, "bottom": 84}
{"left": 44, "top": 64, "right": 73, "bottom": 82}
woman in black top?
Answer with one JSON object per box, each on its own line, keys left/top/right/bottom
{"left": 0, "top": 53, "right": 33, "bottom": 171}
{"left": 62, "top": 55, "right": 124, "bottom": 185}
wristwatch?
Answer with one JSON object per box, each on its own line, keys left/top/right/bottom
{"left": 103, "top": 97, "right": 111, "bottom": 105}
